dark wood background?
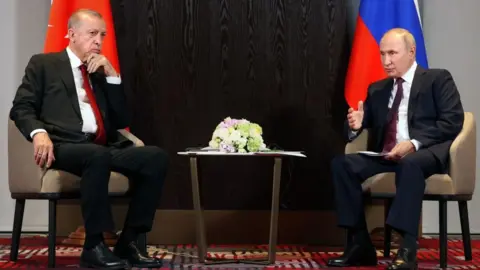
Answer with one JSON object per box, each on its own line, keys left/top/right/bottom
{"left": 110, "top": 0, "right": 350, "bottom": 210}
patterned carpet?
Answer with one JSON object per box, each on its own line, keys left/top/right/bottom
{"left": 0, "top": 235, "right": 477, "bottom": 269}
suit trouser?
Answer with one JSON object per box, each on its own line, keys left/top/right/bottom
{"left": 51, "top": 143, "right": 168, "bottom": 235}
{"left": 331, "top": 149, "right": 441, "bottom": 237}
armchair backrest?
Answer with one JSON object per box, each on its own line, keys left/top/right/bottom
{"left": 449, "top": 112, "right": 476, "bottom": 194}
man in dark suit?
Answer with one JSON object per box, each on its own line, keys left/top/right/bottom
{"left": 10, "top": 9, "right": 166, "bottom": 269}
{"left": 327, "top": 28, "right": 464, "bottom": 269}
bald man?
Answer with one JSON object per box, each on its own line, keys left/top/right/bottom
{"left": 10, "top": 9, "right": 166, "bottom": 269}
{"left": 327, "top": 28, "right": 464, "bottom": 269}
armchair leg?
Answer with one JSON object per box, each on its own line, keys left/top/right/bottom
{"left": 458, "top": 201, "right": 472, "bottom": 261}
{"left": 48, "top": 200, "right": 57, "bottom": 268}
{"left": 10, "top": 199, "right": 25, "bottom": 261}
{"left": 439, "top": 200, "right": 447, "bottom": 269}
{"left": 384, "top": 199, "right": 393, "bottom": 258}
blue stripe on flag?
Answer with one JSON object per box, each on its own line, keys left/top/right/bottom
{"left": 359, "top": 0, "right": 428, "bottom": 68}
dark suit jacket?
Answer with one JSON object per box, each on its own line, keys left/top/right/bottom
{"left": 344, "top": 66, "right": 464, "bottom": 170}
{"left": 10, "top": 50, "right": 133, "bottom": 148}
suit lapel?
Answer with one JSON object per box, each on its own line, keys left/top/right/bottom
{"left": 56, "top": 50, "right": 82, "bottom": 118}
{"left": 407, "top": 66, "right": 426, "bottom": 123}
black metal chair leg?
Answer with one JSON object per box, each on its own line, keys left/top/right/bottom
{"left": 10, "top": 199, "right": 26, "bottom": 261}
{"left": 458, "top": 201, "right": 472, "bottom": 261}
{"left": 48, "top": 200, "right": 57, "bottom": 268}
{"left": 439, "top": 200, "right": 447, "bottom": 269}
{"left": 384, "top": 199, "right": 392, "bottom": 258}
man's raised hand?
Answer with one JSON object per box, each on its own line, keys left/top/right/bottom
{"left": 347, "top": 101, "right": 364, "bottom": 131}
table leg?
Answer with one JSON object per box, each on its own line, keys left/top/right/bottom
{"left": 268, "top": 157, "right": 282, "bottom": 264}
{"left": 241, "top": 157, "right": 282, "bottom": 265}
{"left": 190, "top": 157, "right": 207, "bottom": 262}
{"left": 189, "top": 156, "right": 282, "bottom": 265}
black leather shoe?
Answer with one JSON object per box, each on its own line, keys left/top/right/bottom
{"left": 80, "top": 242, "right": 130, "bottom": 269}
{"left": 387, "top": 248, "right": 417, "bottom": 270}
{"left": 327, "top": 244, "right": 377, "bottom": 267}
{"left": 114, "top": 241, "right": 163, "bottom": 268}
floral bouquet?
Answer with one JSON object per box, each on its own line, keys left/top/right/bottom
{"left": 208, "top": 117, "right": 267, "bottom": 153}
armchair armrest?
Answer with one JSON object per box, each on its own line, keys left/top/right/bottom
{"left": 8, "top": 121, "right": 145, "bottom": 194}
{"left": 8, "top": 120, "right": 45, "bottom": 194}
{"left": 118, "top": 129, "right": 145, "bottom": 147}
{"left": 449, "top": 112, "right": 476, "bottom": 195}
{"left": 345, "top": 130, "right": 369, "bottom": 154}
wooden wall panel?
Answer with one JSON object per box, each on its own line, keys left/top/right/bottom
{"left": 110, "top": 0, "right": 350, "bottom": 210}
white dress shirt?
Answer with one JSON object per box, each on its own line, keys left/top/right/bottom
{"left": 30, "top": 47, "right": 121, "bottom": 138}
{"left": 350, "top": 61, "right": 421, "bottom": 151}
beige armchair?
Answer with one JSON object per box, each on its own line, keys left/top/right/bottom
{"left": 8, "top": 120, "right": 145, "bottom": 268}
{"left": 345, "top": 112, "right": 476, "bottom": 269}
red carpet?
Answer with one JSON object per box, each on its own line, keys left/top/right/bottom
{"left": 0, "top": 235, "right": 477, "bottom": 269}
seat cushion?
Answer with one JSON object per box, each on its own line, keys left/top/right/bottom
{"left": 40, "top": 169, "right": 130, "bottom": 194}
{"left": 361, "top": 173, "right": 455, "bottom": 195}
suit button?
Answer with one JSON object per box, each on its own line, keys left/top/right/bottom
{"left": 79, "top": 121, "right": 83, "bottom": 125}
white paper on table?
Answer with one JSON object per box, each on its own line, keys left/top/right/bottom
{"left": 254, "top": 151, "right": 306, "bottom": 157}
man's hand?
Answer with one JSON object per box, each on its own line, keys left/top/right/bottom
{"left": 84, "top": 53, "right": 118, "bottom": 77}
{"left": 385, "top": 141, "right": 415, "bottom": 161}
{"left": 33, "top": 132, "right": 55, "bottom": 168}
{"left": 347, "top": 101, "right": 364, "bottom": 131}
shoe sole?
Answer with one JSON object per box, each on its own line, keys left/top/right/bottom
{"left": 386, "top": 263, "right": 418, "bottom": 270}
{"left": 130, "top": 262, "right": 163, "bottom": 268}
{"left": 327, "top": 262, "right": 378, "bottom": 267}
{"left": 79, "top": 262, "right": 131, "bottom": 269}
{"left": 327, "top": 258, "right": 378, "bottom": 267}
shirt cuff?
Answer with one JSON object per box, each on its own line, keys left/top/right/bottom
{"left": 410, "top": 139, "right": 422, "bottom": 151}
{"left": 348, "top": 130, "right": 358, "bottom": 140}
{"left": 106, "top": 76, "right": 122, "bottom": 84}
{"left": 30, "top": 129, "right": 47, "bottom": 138}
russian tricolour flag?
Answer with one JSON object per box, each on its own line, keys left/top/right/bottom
{"left": 345, "top": 0, "right": 428, "bottom": 109}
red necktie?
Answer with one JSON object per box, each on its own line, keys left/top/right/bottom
{"left": 80, "top": 65, "right": 107, "bottom": 145}
{"left": 382, "top": 78, "right": 404, "bottom": 153}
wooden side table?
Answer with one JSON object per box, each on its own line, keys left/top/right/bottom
{"left": 178, "top": 151, "right": 306, "bottom": 265}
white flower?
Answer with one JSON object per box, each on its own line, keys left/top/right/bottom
{"left": 229, "top": 130, "right": 242, "bottom": 141}
{"left": 236, "top": 137, "right": 247, "bottom": 149}
{"left": 249, "top": 129, "right": 261, "bottom": 138}
{"left": 215, "top": 127, "right": 230, "bottom": 140}
{"left": 209, "top": 140, "right": 219, "bottom": 148}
